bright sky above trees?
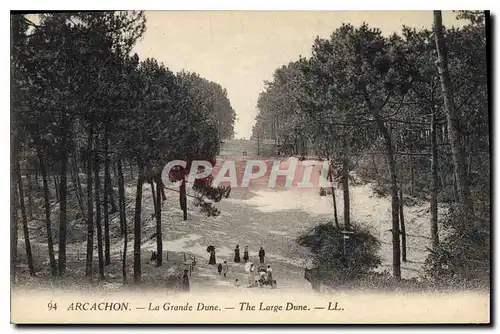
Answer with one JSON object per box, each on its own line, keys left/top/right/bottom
{"left": 133, "top": 11, "right": 465, "bottom": 139}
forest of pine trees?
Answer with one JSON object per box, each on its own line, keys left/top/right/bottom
{"left": 11, "top": 12, "right": 236, "bottom": 284}
{"left": 253, "top": 11, "right": 490, "bottom": 287}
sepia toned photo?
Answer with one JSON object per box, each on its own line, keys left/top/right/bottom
{"left": 10, "top": 10, "right": 490, "bottom": 324}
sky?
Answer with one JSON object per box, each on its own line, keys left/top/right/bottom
{"left": 132, "top": 11, "right": 466, "bottom": 139}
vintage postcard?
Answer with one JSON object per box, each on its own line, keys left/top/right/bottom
{"left": 10, "top": 10, "right": 490, "bottom": 324}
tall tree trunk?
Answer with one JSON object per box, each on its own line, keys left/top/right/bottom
{"left": 150, "top": 181, "right": 158, "bottom": 219}
{"left": 106, "top": 157, "right": 118, "bottom": 214}
{"left": 328, "top": 165, "right": 340, "bottom": 229}
{"left": 433, "top": 10, "right": 473, "bottom": 223}
{"left": 370, "top": 106, "right": 401, "bottom": 280}
{"left": 430, "top": 110, "right": 440, "bottom": 250}
{"left": 11, "top": 167, "right": 19, "bottom": 282}
{"left": 342, "top": 136, "right": 350, "bottom": 230}
{"left": 399, "top": 185, "right": 407, "bottom": 263}
{"left": 94, "top": 148, "right": 105, "bottom": 280}
{"left": 15, "top": 155, "right": 35, "bottom": 276}
{"left": 155, "top": 176, "right": 163, "bottom": 267}
{"left": 85, "top": 124, "right": 94, "bottom": 278}
{"left": 116, "top": 160, "right": 125, "bottom": 236}
{"left": 410, "top": 159, "right": 415, "bottom": 196}
{"left": 134, "top": 163, "right": 144, "bottom": 284}
{"left": 117, "top": 159, "right": 127, "bottom": 282}
{"left": 58, "top": 118, "right": 69, "bottom": 276}
{"left": 53, "top": 174, "right": 59, "bottom": 202}
{"left": 180, "top": 178, "right": 187, "bottom": 221}
{"left": 103, "top": 126, "right": 111, "bottom": 266}
{"left": 38, "top": 149, "right": 57, "bottom": 277}
{"left": 26, "top": 171, "right": 33, "bottom": 219}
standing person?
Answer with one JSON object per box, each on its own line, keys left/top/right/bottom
{"left": 259, "top": 247, "right": 265, "bottom": 264}
{"left": 234, "top": 245, "right": 241, "bottom": 263}
{"left": 182, "top": 269, "right": 190, "bottom": 292}
{"left": 222, "top": 260, "right": 229, "bottom": 277}
{"left": 209, "top": 249, "right": 216, "bottom": 265}
{"left": 243, "top": 246, "right": 249, "bottom": 263}
{"left": 217, "top": 263, "right": 222, "bottom": 275}
{"left": 266, "top": 264, "right": 273, "bottom": 284}
{"left": 248, "top": 263, "right": 255, "bottom": 287}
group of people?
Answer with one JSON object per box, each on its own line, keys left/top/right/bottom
{"left": 209, "top": 244, "right": 274, "bottom": 288}
{"left": 233, "top": 245, "right": 266, "bottom": 264}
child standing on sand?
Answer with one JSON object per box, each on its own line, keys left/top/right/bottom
{"left": 217, "top": 263, "right": 222, "bottom": 275}
{"left": 222, "top": 260, "right": 229, "bottom": 277}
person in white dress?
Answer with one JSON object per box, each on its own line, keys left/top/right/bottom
{"left": 248, "top": 263, "right": 255, "bottom": 287}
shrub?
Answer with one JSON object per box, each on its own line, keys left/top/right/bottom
{"left": 423, "top": 205, "right": 490, "bottom": 289}
{"left": 298, "top": 222, "right": 382, "bottom": 283}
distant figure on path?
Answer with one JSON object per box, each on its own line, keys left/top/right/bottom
{"left": 217, "top": 263, "right": 222, "bottom": 275}
{"left": 234, "top": 245, "right": 241, "bottom": 263}
{"left": 259, "top": 247, "right": 265, "bottom": 264}
{"left": 243, "top": 246, "right": 249, "bottom": 263}
{"left": 235, "top": 278, "right": 240, "bottom": 287}
{"left": 223, "top": 260, "right": 229, "bottom": 277}
{"left": 182, "top": 269, "right": 190, "bottom": 292}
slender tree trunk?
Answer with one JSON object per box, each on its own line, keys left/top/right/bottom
{"left": 15, "top": 155, "right": 35, "bottom": 276}
{"left": 342, "top": 136, "right": 350, "bottom": 230}
{"left": 73, "top": 155, "right": 85, "bottom": 207}
{"left": 370, "top": 107, "right": 401, "bottom": 280}
{"left": 53, "top": 174, "right": 59, "bottom": 202}
{"left": 94, "top": 148, "right": 105, "bottom": 280}
{"left": 430, "top": 110, "right": 440, "bottom": 250}
{"left": 134, "top": 163, "right": 144, "bottom": 284}
{"left": 11, "top": 168, "right": 19, "bottom": 282}
{"left": 103, "top": 126, "right": 111, "bottom": 266}
{"left": 117, "top": 160, "right": 125, "bottom": 236}
{"left": 38, "top": 150, "right": 57, "bottom": 277}
{"left": 150, "top": 181, "right": 158, "bottom": 219}
{"left": 117, "top": 159, "right": 127, "bottom": 282}
{"left": 180, "top": 178, "right": 187, "bottom": 221}
{"left": 85, "top": 124, "right": 94, "bottom": 278}
{"left": 410, "top": 159, "right": 415, "bottom": 196}
{"left": 26, "top": 171, "right": 33, "bottom": 219}
{"left": 155, "top": 176, "right": 163, "bottom": 267}
{"left": 58, "top": 118, "right": 69, "bottom": 276}
{"left": 399, "top": 185, "right": 407, "bottom": 263}
{"left": 106, "top": 157, "right": 118, "bottom": 214}
{"left": 433, "top": 10, "right": 473, "bottom": 223}
{"left": 328, "top": 165, "right": 340, "bottom": 229}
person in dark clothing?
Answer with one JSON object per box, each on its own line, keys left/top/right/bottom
{"left": 234, "top": 245, "right": 241, "bottom": 263}
{"left": 259, "top": 247, "right": 265, "bottom": 264}
{"left": 217, "top": 263, "right": 223, "bottom": 275}
{"left": 182, "top": 269, "right": 190, "bottom": 292}
{"left": 209, "top": 249, "right": 216, "bottom": 265}
{"left": 243, "top": 246, "right": 249, "bottom": 263}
